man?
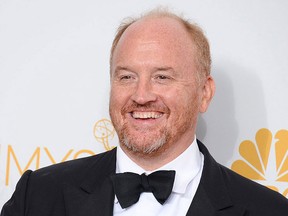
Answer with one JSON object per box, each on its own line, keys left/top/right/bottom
{"left": 1, "top": 9, "right": 288, "bottom": 216}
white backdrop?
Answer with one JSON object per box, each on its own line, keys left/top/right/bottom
{"left": 1, "top": 0, "right": 288, "bottom": 208}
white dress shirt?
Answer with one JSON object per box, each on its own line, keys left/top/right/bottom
{"left": 113, "top": 137, "right": 204, "bottom": 216}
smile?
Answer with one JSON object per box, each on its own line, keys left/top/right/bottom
{"left": 131, "top": 111, "right": 163, "bottom": 119}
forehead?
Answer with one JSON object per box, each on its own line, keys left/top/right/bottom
{"left": 112, "top": 16, "right": 196, "bottom": 66}
{"left": 123, "top": 16, "right": 189, "bottom": 40}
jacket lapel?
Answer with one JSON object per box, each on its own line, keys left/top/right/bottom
{"left": 186, "top": 185, "right": 216, "bottom": 216}
{"left": 63, "top": 148, "right": 117, "bottom": 216}
{"left": 186, "top": 141, "right": 246, "bottom": 216}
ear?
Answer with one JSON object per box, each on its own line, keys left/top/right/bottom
{"left": 199, "top": 75, "right": 215, "bottom": 113}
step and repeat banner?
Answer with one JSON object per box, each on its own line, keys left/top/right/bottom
{"left": 1, "top": 0, "right": 288, "bottom": 208}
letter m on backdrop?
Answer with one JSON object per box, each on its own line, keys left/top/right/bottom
{"left": 5, "top": 145, "right": 40, "bottom": 185}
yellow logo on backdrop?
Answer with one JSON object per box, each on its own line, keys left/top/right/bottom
{"left": 93, "top": 118, "right": 116, "bottom": 150}
{"left": 231, "top": 128, "right": 288, "bottom": 197}
{"left": 3, "top": 118, "right": 116, "bottom": 186}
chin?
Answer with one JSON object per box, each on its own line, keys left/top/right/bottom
{"left": 121, "top": 133, "right": 168, "bottom": 155}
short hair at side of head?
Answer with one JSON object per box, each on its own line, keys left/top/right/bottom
{"left": 110, "top": 8, "right": 211, "bottom": 80}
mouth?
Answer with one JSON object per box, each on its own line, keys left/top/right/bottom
{"left": 130, "top": 111, "right": 163, "bottom": 119}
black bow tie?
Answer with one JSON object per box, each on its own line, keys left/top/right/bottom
{"left": 110, "top": 170, "right": 176, "bottom": 209}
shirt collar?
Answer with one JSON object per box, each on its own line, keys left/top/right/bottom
{"left": 116, "top": 137, "right": 203, "bottom": 194}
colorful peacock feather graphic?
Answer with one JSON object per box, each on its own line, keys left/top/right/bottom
{"left": 231, "top": 128, "right": 288, "bottom": 196}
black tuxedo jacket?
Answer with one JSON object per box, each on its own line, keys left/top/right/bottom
{"left": 1, "top": 141, "right": 288, "bottom": 216}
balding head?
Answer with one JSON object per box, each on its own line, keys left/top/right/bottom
{"left": 110, "top": 9, "right": 211, "bottom": 81}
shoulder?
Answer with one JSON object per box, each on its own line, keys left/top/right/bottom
{"left": 219, "top": 164, "right": 288, "bottom": 213}
{"left": 1, "top": 149, "right": 116, "bottom": 216}
{"left": 197, "top": 140, "right": 288, "bottom": 214}
{"left": 29, "top": 148, "right": 116, "bottom": 185}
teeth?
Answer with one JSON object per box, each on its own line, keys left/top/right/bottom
{"left": 132, "top": 112, "right": 163, "bottom": 119}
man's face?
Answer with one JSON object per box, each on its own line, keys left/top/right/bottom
{"left": 109, "top": 17, "right": 213, "bottom": 156}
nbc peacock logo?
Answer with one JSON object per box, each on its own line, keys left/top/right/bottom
{"left": 231, "top": 128, "right": 288, "bottom": 198}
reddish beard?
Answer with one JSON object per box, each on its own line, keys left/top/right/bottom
{"left": 110, "top": 101, "right": 170, "bottom": 154}
{"left": 118, "top": 121, "right": 170, "bottom": 154}
{"left": 110, "top": 98, "right": 198, "bottom": 155}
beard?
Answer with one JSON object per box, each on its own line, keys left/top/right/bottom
{"left": 110, "top": 101, "right": 171, "bottom": 155}
{"left": 110, "top": 92, "right": 200, "bottom": 156}
{"left": 118, "top": 122, "right": 171, "bottom": 154}
{"left": 110, "top": 106, "right": 197, "bottom": 156}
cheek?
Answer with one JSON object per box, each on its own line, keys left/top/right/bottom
{"left": 109, "top": 92, "right": 124, "bottom": 130}
{"left": 110, "top": 86, "right": 127, "bottom": 106}
{"left": 162, "top": 88, "right": 197, "bottom": 110}
{"left": 109, "top": 86, "right": 132, "bottom": 119}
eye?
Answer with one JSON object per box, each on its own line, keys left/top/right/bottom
{"left": 153, "top": 74, "right": 173, "bottom": 84}
{"left": 120, "top": 75, "right": 132, "bottom": 80}
{"left": 156, "top": 75, "right": 169, "bottom": 80}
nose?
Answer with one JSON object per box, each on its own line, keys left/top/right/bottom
{"left": 130, "top": 79, "right": 157, "bottom": 105}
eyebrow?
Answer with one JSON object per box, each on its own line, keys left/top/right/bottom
{"left": 113, "top": 66, "right": 176, "bottom": 76}
{"left": 112, "top": 66, "right": 133, "bottom": 77}
{"left": 155, "top": 67, "right": 174, "bottom": 72}
{"left": 154, "top": 67, "right": 177, "bottom": 76}
{"left": 114, "top": 66, "right": 130, "bottom": 72}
